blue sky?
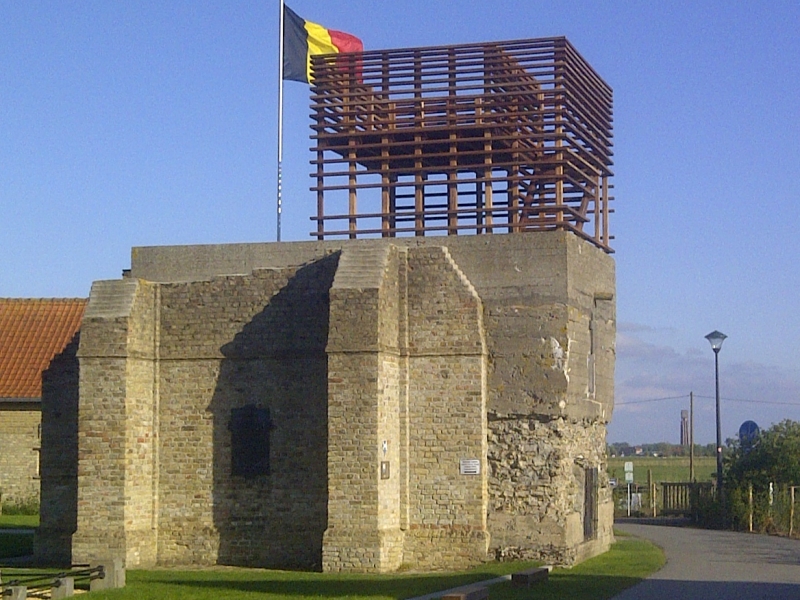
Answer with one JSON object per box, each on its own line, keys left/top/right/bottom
{"left": 2, "top": 1, "right": 799, "bottom": 444}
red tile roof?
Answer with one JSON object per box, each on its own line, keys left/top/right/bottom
{"left": 0, "top": 298, "right": 87, "bottom": 399}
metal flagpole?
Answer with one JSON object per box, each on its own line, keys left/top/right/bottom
{"left": 277, "top": 0, "right": 285, "bottom": 242}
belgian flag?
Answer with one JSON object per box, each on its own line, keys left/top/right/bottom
{"left": 283, "top": 5, "right": 363, "bottom": 84}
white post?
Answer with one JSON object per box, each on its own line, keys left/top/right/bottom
{"left": 627, "top": 483, "right": 631, "bottom": 518}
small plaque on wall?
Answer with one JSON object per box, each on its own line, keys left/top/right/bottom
{"left": 460, "top": 459, "right": 480, "bottom": 475}
{"left": 381, "top": 461, "right": 390, "bottom": 480}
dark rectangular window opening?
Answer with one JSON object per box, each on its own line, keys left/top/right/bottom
{"left": 229, "top": 405, "right": 271, "bottom": 478}
{"left": 584, "top": 466, "right": 598, "bottom": 540}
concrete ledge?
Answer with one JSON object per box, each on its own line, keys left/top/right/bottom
{"left": 511, "top": 565, "right": 550, "bottom": 586}
{"left": 442, "top": 583, "right": 490, "bottom": 600}
{"left": 405, "top": 575, "right": 510, "bottom": 600}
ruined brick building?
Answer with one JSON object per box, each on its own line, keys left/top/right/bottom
{"left": 36, "top": 37, "right": 617, "bottom": 572}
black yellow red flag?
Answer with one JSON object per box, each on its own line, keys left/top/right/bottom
{"left": 283, "top": 5, "right": 363, "bottom": 83}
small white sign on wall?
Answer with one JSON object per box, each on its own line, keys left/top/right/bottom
{"left": 460, "top": 459, "right": 480, "bottom": 475}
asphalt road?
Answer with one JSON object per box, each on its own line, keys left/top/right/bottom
{"left": 612, "top": 521, "right": 800, "bottom": 599}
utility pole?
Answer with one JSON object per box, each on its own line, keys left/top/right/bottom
{"left": 690, "top": 391, "right": 695, "bottom": 482}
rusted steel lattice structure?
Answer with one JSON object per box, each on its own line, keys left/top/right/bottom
{"left": 309, "top": 37, "right": 614, "bottom": 252}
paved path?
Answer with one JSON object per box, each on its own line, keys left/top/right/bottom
{"left": 612, "top": 521, "right": 800, "bottom": 599}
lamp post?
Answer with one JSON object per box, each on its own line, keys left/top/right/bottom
{"left": 705, "top": 330, "right": 727, "bottom": 500}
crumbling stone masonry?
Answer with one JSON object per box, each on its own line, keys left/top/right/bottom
{"left": 36, "top": 230, "right": 615, "bottom": 572}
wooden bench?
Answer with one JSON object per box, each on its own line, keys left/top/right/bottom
{"left": 442, "top": 583, "right": 490, "bottom": 600}
{"left": 511, "top": 566, "right": 550, "bottom": 587}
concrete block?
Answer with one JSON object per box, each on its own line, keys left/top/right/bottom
{"left": 89, "top": 557, "right": 125, "bottom": 591}
{"left": 6, "top": 586, "right": 27, "bottom": 600}
{"left": 51, "top": 576, "right": 75, "bottom": 598}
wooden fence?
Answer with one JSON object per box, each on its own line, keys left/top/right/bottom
{"left": 614, "top": 482, "right": 714, "bottom": 520}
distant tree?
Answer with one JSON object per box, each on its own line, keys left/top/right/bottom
{"left": 608, "top": 441, "right": 718, "bottom": 457}
{"left": 725, "top": 419, "right": 800, "bottom": 489}
{"left": 608, "top": 442, "right": 634, "bottom": 457}
{"left": 722, "top": 420, "right": 800, "bottom": 532}
{"left": 698, "top": 443, "right": 717, "bottom": 457}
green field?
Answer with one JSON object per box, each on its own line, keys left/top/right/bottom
{"left": 607, "top": 456, "right": 716, "bottom": 485}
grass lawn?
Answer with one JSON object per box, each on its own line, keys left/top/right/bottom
{"left": 488, "top": 534, "right": 664, "bottom": 599}
{"left": 608, "top": 456, "right": 716, "bottom": 484}
{"left": 50, "top": 533, "right": 663, "bottom": 600}
{"left": 0, "top": 514, "right": 39, "bottom": 529}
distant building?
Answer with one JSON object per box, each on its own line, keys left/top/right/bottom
{"left": 680, "top": 409, "right": 690, "bottom": 446}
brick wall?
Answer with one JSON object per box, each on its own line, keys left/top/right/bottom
{"left": 401, "top": 247, "right": 489, "bottom": 569}
{"left": 70, "top": 258, "right": 336, "bottom": 569}
{"left": 323, "top": 246, "right": 488, "bottom": 572}
{"left": 0, "top": 405, "right": 40, "bottom": 505}
{"left": 324, "top": 246, "right": 400, "bottom": 571}
{"left": 162, "top": 259, "right": 333, "bottom": 568}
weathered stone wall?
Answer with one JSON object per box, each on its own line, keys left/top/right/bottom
{"left": 479, "top": 234, "right": 616, "bottom": 563}
{"left": 487, "top": 416, "right": 611, "bottom": 563}
{"left": 44, "top": 230, "right": 614, "bottom": 572}
{"left": 0, "top": 404, "right": 40, "bottom": 505}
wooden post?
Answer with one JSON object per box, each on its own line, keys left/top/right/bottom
{"left": 381, "top": 53, "right": 391, "bottom": 237}
{"left": 381, "top": 140, "right": 390, "bottom": 237}
{"left": 553, "top": 42, "right": 565, "bottom": 228}
{"left": 447, "top": 48, "right": 458, "bottom": 235}
{"left": 653, "top": 481, "right": 658, "bottom": 517}
{"left": 316, "top": 148, "right": 325, "bottom": 240}
{"left": 413, "top": 51, "right": 425, "bottom": 236}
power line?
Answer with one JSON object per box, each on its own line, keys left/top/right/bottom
{"left": 616, "top": 394, "right": 688, "bottom": 406}
{"left": 694, "top": 394, "right": 800, "bottom": 407}
{"left": 617, "top": 393, "right": 800, "bottom": 407}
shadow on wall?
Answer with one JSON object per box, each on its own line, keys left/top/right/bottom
{"left": 209, "top": 254, "right": 338, "bottom": 570}
{"left": 36, "top": 333, "right": 80, "bottom": 566}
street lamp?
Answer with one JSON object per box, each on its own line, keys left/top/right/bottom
{"left": 705, "top": 330, "right": 727, "bottom": 500}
